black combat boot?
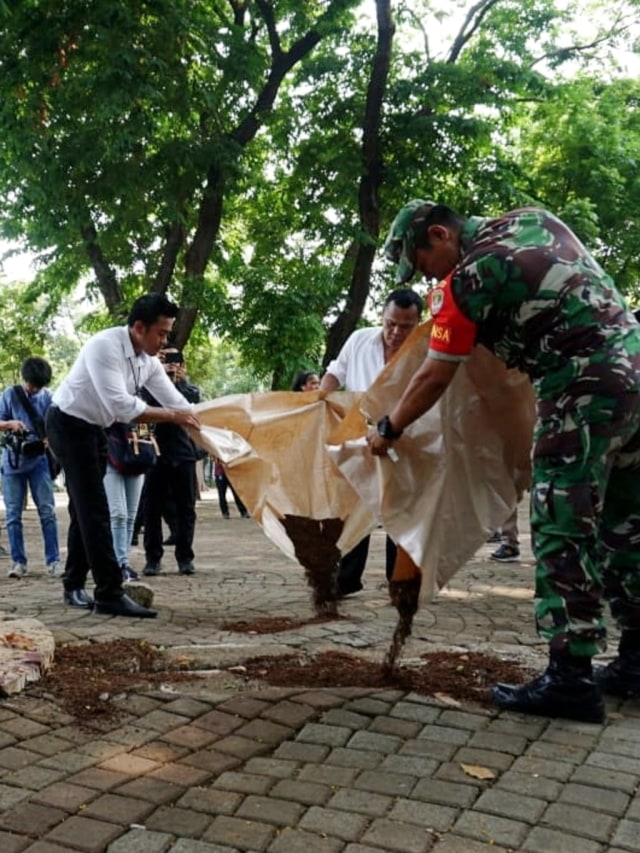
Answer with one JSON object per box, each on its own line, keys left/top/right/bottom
{"left": 491, "top": 651, "right": 605, "bottom": 723}
{"left": 594, "top": 630, "right": 640, "bottom": 698}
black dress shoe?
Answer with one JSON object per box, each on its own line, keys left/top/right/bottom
{"left": 63, "top": 588, "right": 94, "bottom": 608}
{"left": 163, "top": 535, "right": 176, "bottom": 545}
{"left": 178, "top": 561, "right": 195, "bottom": 575}
{"left": 93, "top": 594, "right": 157, "bottom": 619}
{"left": 492, "top": 660, "right": 605, "bottom": 723}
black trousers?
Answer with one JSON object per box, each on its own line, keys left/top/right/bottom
{"left": 144, "top": 459, "right": 197, "bottom": 565}
{"left": 45, "top": 406, "right": 123, "bottom": 599}
{"left": 337, "top": 534, "right": 397, "bottom": 591}
{"left": 215, "top": 472, "right": 247, "bottom": 517}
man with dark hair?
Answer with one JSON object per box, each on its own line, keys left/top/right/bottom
{"left": 46, "top": 293, "right": 201, "bottom": 618}
{"left": 368, "top": 198, "right": 640, "bottom": 723}
{"left": 320, "top": 287, "right": 424, "bottom": 596}
{"left": 0, "top": 356, "right": 61, "bottom": 579}
{"left": 142, "top": 346, "right": 201, "bottom": 577}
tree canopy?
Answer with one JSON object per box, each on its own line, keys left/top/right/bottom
{"left": 1, "top": 0, "right": 639, "bottom": 388}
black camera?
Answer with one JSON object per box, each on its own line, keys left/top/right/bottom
{"left": 2, "top": 429, "right": 45, "bottom": 458}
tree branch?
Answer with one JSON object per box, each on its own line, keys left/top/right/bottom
{"left": 446, "top": 0, "right": 502, "bottom": 64}
{"left": 80, "top": 221, "right": 122, "bottom": 314}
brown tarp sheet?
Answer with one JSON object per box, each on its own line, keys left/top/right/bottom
{"left": 193, "top": 321, "right": 536, "bottom": 600}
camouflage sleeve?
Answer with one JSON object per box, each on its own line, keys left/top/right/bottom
{"left": 453, "top": 252, "right": 515, "bottom": 324}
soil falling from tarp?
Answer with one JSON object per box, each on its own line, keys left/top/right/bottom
{"left": 280, "top": 514, "right": 344, "bottom": 616}
{"left": 384, "top": 574, "right": 422, "bottom": 673}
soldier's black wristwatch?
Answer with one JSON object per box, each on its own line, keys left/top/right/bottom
{"left": 376, "top": 415, "right": 403, "bottom": 441}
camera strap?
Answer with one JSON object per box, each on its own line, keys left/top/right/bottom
{"left": 12, "top": 385, "right": 46, "bottom": 440}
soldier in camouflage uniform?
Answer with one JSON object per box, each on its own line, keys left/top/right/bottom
{"left": 367, "top": 199, "right": 640, "bottom": 724}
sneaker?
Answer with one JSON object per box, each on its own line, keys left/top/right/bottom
{"left": 143, "top": 562, "right": 162, "bottom": 576}
{"left": 178, "top": 561, "right": 195, "bottom": 575}
{"left": 8, "top": 563, "right": 27, "bottom": 579}
{"left": 486, "top": 530, "right": 502, "bottom": 544}
{"left": 490, "top": 543, "right": 520, "bottom": 562}
{"left": 121, "top": 565, "right": 139, "bottom": 582}
{"left": 47, "top": 561, "right": 64, "bottom": 578}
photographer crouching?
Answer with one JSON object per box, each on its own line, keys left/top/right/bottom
{"left": 0, "top": 357, "right": 61, "bottom": 579}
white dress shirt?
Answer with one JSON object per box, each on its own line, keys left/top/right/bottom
{"left": 53, "top": 326, "right": 190, "bottom": 427}
{"left": 324, "top": 327, "right": 385, "bottom": 392}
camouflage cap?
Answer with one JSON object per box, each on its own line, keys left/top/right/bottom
{"left": 384, "top": 198, "right": 436, "bottom": 283}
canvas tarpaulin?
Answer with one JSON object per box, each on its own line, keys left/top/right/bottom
{"left": 192, "top": 322, "right": 535, "bottom": 601}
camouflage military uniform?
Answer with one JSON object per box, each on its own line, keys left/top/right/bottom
{"left": 453, "top": 208, "right": 640, "bottom": 657}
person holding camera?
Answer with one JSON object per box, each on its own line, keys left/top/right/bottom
{"left": 142, "top": 346, "right": 201, "bottom": 577}
{"left": 0, "top": 357, "right": 61, "bottom": 579}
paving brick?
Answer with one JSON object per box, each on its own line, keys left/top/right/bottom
{"left": 344, "top": 698, "right": 394, "bottom": 717}
{"left": 0, "top": 718, "right": 50, "bottom": 739}
{"left": 101, "top": 725, "right": 157, "bottom": 749}
{"left": 270, "top": 778, "right": 331, "bottom": 806}
{"left": 211, "top": 734, "right": 270, "bottom": 759}
{"left": 203, "top": 814, "right": 275, "bottom": 850}
{"left": 325, "top": 747, "right": 382, "bottom": 770}
{"left": 137, "top": 710, "right": 192, "bottom": 733}
{"left": 177, "top": 787, "right": 243, "bottom": 816}
{"left": 473, "top": 788, "right": 546, "bottom": 823}
{"left": 0, "top": 747, "right": 41, "bottom": 770}
{"left": 170, "top": 840, "right": 239, "bottom": 853}
{"left": 114, "top": 776, "right": 186, "bottom": 804}
{"left": 299, "top": 805, "right": 370, "bottom": 841}
{"left": 418, "top": 725, "right": 470, "bottom": 746}
{"left": 599, "top": 736, "right": 640, "bottom": 760}
{"left": 413, "top": 778, "right": 480, "bottom": 808}
{"left": 494, "top": 770, "right": 563, "bottom": 801}
{"left": 0, "top": 801, "right": 67, "bottom": 835}
{"left": 235, "top": 718, "right": 293, "bottom": 744}
{"left": 147, "top": 762, "right": 211, "bottom": 787}
{"left": 109, "top": 694, "right": 162, "bottom": 716}
{"left": 0, "top": 731, "right": 17, "bottom": 748}
{"left": 46, "top": 814, "right": 125, "bottom": 851}
{"left": 430, "top": 835, "right": 512, "bottom": 852}
{"left": 66, "top": 767, "right": 131, "bottom": 791}
{"left": 380, "top": 753, "right": 439, "bottom": 778}
{"left": 558, "top": 781, "right": 630, "bottom": 816}
{"left": 243, "top": 757, "right": 299, "bottom": 779}
{"left": 0, "top": 829, "right": 29, "bottom": 852}
{"left": 570, "top": 764, "right": 639, "bottom": 794}
{"left": 586, "top": 750, "right": 640, "bottom": 777}
{"left": 525, "top": 740, "right": 589, "bottom": 763}
{"left": 10, "top": 843, "right": 70, "bottom": 853}
{"left": 296, "top": 723, "right": 352, "bottom": 748}
{"left": 299, "top": 763, "right": 359, "bottom": 787}
{"left": 434, "top": 762, "right": 495, "bottom": 788}
{"left": 76, "top": 740, "right": 126, "bottom": 761}
{"left": 160, "top": 698, "right": 213, "bottom": 718}
{"left": 132, "top": 741, "right": 190, "bottom": 763}
{"left": 452, "top": 810, "right": 529, "bottom": 848}
{"left": 21, "top": 735, "right": 72, "bottom": 758}
{"left": 268, "top": 826, "right": 344, "bottom": 853}
{"left": 235, "top": 794, "right": 304, "bottom": 826}
{"left": 389, "top": 798, "right": 458, "bottom": 831}
{"left": 438, "top": 710, "right": 491, "bottom": 732}
{"left": 4, "top": 765, "right": 67, "bottom": 791}
{"left": 368, "top": 715, "right": 421, "bottom": 739}
{"left": 98, "top": 826, "right": 173, "bottom": 853}
{"left": 273, "top": 741, "right": 329, "bottom": 763}
{"left": 213, "top": 770, "right": 274, "bottom": 795}
{"left": 159, "top": 725, "right": 219, "bottom": 749}
{"left": 399, "top": 738, "right": 458, "bottom": 762}
{"left": 31, "top": 782, "right": 98, "bottom": 811}
{"left": 320, "top": 709, "right": 371, "bottom": 730}
{"left": 347, "top": 731, "right": 402, "bottom": 754}
{"left": 290, "top": 692, "right": 348, "bottom": 710}
{"left": 468, "top": 730, "right": 528, "bottom": 755}
{"left": 390, "top": 702, "right": 440, "bottom": 724}
{"left": 327, "top": 788, "right": 393, "bottom": 817}
{"left": 81, "top": 792, "right": 156, "bottom": 824}
{"left": 452, "top": 746, "right": 515, "bottom": 772}
{"left": 360, "top": 817, "right": 434, "bottom": 852}
{"left": 353, "top": 769, "right": 416, "bottom": 797}
{"left": 523, "top": 825, "right": 603, "bottom": 853}
{"left": 0, "top": 782, "right": 32, "bottom": 810}
{"left": 145, "top": 804, "right": 212, "bottom": 837}
{"left": 509, "top": 755, "right": 575, "bottom": 782}
{"left": 611, "top": 818, "right": 640, "bottom": 850}
{"left": 98, "top": 754, "right": 161, "bottom": 776}
{"left": 38, "top": 751, "right": 96, "bottom": 774}
{"left": 180, "top": 749, "right": 241, "bottom": 773}
{"left": 215, "top": 696, "right": 272, "bottom": 717}
{"left": 261, "top": 700, "right": 318, "bottom": 728}
{"left": 542, "top": 802, "right": 616, "bottom": 843}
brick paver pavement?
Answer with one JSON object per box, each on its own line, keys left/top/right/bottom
{"left": 0, "top": 494, "right": 638, "bottom": 852}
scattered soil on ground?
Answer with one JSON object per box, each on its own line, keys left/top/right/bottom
{"left": 221, "top": 615, "right": 343, "bottom": 633}
{"left": 241, "top": 649, "right": 533, "bottom": 707}
{"left": 29, "top": 637, "right": 534, "bottom": 727}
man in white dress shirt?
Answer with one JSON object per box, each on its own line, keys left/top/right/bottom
{"left": 320, "top": 288, "right": 423, "bottom": 595}
{"left": 46, "top": 293, "right": 201, "bottom": 618}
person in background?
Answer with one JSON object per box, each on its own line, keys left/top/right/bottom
{"left": 103, "top": 435, "right": 146, "bottom": 582}
{"left": 320, "top": 288, "right": 423, "bottom": 596}
{"left": 0, "top": 357, "right": 61, "bottom": 579}
{"left": 46, "top": 293, "right": 201, "bottom": 617}
{"left": 368, "top": 197, "right": 640, "bottom": 723}
{"left": 142, "top": 347, "right": 201, "bottom": 576}
{"left": 489, "top": 507, "right": 520, "bottom": 562}
{"left": 291, "top": 370, "right": 320, "bottom": 391}
{"left": 214, "top": 458, "right": 249, "bottom": 519}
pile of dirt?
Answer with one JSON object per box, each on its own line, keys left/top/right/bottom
{"left": 29, "top": 637, "right": 533, "bottom": 727}
{"left": 221, "top": 615, "right": 342, "bottom": 633}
